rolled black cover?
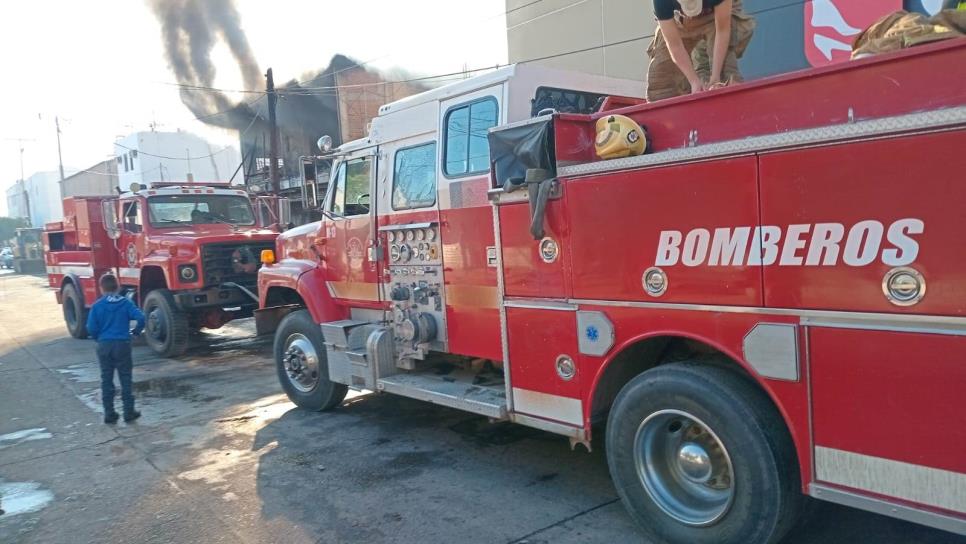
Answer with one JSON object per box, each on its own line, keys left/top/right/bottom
{"left": 488, "top": 118, "right": 555, "bottom": 190}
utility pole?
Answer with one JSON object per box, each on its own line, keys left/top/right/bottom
{"left": 55, "top": 116, "right": 66, "bottom": 200}
{"left": 266, "top": 67, "right": 280, "bottom": 195}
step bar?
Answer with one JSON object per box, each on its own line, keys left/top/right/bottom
{"left": 377, "top": 373, "right": 508, "bottom": 420}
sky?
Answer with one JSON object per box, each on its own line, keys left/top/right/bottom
{"left": 0, "top": 0, "right": 509, "bottom": 214}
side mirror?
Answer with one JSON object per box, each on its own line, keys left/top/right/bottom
{"left": 277, "top": 198, "right": 292, "bottom": 229}
{"left": 101, "top": 200, "right": 121, "bottom": 240}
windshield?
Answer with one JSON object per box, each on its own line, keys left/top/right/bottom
{"left": 147, "top": 195, "right": 255, "bottom": 228}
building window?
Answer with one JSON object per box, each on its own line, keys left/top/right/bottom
{"left": 392, "top": 142, "right": 437, "bottom": 210}
{"left": 444, "top": 97, "right": 498, "bottom": 177}
{"left": 123, "top": 155, "right": 129, "bottom": 172}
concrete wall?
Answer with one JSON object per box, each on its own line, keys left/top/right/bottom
{"left": 63, "top": 159, "right": 117, "bottom": 197}
{"left": 114, "top": 130, "right": 241, "bottom": 191}
{"left": 506, "top": 0, "right": 655, "bottom": 82}
{"left": 506, "top": 0, "right": 957, "bottom": 82}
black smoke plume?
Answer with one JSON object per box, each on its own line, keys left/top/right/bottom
{"left": 147, "top": 0, "right": 261, "bottom": 129}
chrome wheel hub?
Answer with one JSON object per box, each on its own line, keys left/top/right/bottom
{"left": 677, "top": 442, "right": 713, "bottom": 484}
{"left": 283, "top": 333, "right": 320, "bottom": 393}
{"left": 634, "top": 409, "right": 735, "bottom": 526}
{"left": 146, "top": 307, "right": 166, "bottom": 342}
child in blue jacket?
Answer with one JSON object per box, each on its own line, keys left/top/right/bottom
{"left": 86, "top": 274, "right": 146, "bottom": 424}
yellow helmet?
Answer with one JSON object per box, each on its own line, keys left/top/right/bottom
{"left": 594, "top": 114, "right": 647, "bottom": 160}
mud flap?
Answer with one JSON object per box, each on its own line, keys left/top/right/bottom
{"left": 255, "top": 304, "right": 302, "bottom": 336}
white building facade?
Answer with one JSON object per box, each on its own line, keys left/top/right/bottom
{"left": 5, "top": 171, "right": 72, "bottom": 227}
{"left": 113, "top": 130, "right": 241, "bottom": 191}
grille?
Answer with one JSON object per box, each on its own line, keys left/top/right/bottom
{"left": 201, "top": 242, "right": 275, "bottom": 288}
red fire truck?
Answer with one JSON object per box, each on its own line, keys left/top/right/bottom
{"left": 45, "top": 182, "right": 285, "bottom": 357}
{"left": 257, "top": 42, "right": 966, "bottom": 542}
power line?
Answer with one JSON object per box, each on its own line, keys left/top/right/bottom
{"left": 191, "top": 94, "right": 266, "bottom": 122}
{"left": 290, "top": 0, "right": 547, "bottom": 88}
{"left": 113, "top": 113, "right": 260, "bottom": 161}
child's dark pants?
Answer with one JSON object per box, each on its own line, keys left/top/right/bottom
{"left": 96, "top": 340, "right": 135, "bottom": 416}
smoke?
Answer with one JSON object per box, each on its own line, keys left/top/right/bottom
{"left": 148, "top": 0, "right": 430, "bottom": 185}
{"left": 147, "top": 0, "right": 262, "bottom": 128}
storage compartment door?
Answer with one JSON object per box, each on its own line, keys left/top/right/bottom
{"left": 809, "top": 327, "right": 966, "bottom": 515}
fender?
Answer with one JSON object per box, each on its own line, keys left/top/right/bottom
{"left": 140, "top": 256, "right": 173, "bottom": 286}
{"left": 58, "top": 273, "right": 84, "bottom": 306}
{"left": 256, "top": 259, "right": 348, "bottom": 335}
{"left": 585, "top": 322, "right": 812, "bottom": 489}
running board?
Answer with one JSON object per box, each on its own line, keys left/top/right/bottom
{"left": 377, "top": 373, "right": 508, "bottom": 420}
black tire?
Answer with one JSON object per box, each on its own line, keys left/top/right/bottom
{"left": 606, "top": 363, "right": 803, "bottom": 544}
{"left": 274, "top": 310, "right": 347, "bottom": 411}
{"left": 142, "top": 289, "right": 190, "bottom": 357}
{"left": 62, "top": 283, "right": 88, "bottom": 339}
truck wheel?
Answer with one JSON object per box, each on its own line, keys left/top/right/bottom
{"left": 606, "top": 363, "right": 802, "bottom": 544}
{"left": 62, "top": 283, "right": 88, "bottom": 339}
{"left": 142, "top": 289, "right": 190, "bottom": 357}
{"left": 274, "top": 310, "right": 347, "bottom": 411}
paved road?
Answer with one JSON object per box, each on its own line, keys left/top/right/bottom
{"left": 0, "top": 273, "right": 961, "bottom": 544}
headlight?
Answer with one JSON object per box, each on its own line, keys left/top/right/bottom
{"left": 179, "top": 265, "right": 198, "bottom": 282}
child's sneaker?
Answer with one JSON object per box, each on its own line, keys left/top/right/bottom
{"left": 104, "top": 412, "right": 119, "bottom": 425}
{"left": 123, "top": 410, "right": 141, "bottom": 423}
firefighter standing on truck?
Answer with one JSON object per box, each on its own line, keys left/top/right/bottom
{"left": 646, "top": 0, "right": 755, "bottom": 101}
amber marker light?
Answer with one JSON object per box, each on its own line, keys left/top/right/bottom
{"left": 260, "top": 249, "right": 276, "bottom": 265}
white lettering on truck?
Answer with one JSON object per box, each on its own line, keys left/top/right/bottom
{"left": 655, "top": 219, "right": 923, "bottom": 267}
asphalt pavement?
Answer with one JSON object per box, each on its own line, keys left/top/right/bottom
{"left": 0, "top": 271, "right": 961, "bottom": 544}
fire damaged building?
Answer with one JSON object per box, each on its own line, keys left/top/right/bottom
{"left": 148, "top": 0, "right": 424, "bottom": 225}
{"left": 237, "top": 55, "right": 425, "bottom": 225}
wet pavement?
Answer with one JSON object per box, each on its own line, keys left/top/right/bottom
{"left": 0, "top": 272, "right": 962, "bottom": 544}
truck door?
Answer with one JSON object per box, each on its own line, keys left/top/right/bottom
{"left": 117, "top": 198, "right": 145, "bottom": 287}
{"left": 324, "top": 150, "right": 381, "bottom": 308}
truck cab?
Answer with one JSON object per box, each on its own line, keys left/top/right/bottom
{"left": 46, "top": 183, "right": 285, "bottom": 356}
{"left": 257, "top": 63, "right": 642, "bottom": 406}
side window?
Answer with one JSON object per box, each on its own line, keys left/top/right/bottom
{"left": 392, "top": 142, "right": 437, "bottom": 210}
{"left": 122, "top": 201, "right": 142, "bottom": 233}
{"left": 330, "top": 158, "right": 371, "bottom": 217}
{"left": 330, "top": 163, "right": 346, "bottom": 215}
{"left": 444, "top": 98, "right": 499, "bottom": 177}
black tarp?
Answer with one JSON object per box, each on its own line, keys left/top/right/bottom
{"left": 487, "top": 118, "right": 555, "bottom": 190}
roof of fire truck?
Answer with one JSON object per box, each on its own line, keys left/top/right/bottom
{"left": 331, "top": 62, "right": 642, "bottom": 156}
{"left": 123, "top": 181, "right": 249, "bottom": 199}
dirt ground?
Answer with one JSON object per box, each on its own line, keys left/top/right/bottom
{"left": 0, "top": 272, "right": 961, "bottom": 544}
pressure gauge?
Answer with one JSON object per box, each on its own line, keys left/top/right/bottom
{"left": 425, "top": 228, "right": 436, "bottom": 241}
{"left": 399, "top": 244, "right": 412, "bottom": 262}
{"left": 415, "top": 229, "right": 425, "bottom": 241}
{"left": 405, "top": 230, "right": 415, "bottom": 242}
{"left": 390, "top": 245, "right": 401, "bottom": 262}
{"left": 386, "top": 231, "right": 395, "bottom": 243}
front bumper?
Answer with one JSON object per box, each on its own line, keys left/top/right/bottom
{"left": 174, "top": 285, "right": 258, "bottom": 310}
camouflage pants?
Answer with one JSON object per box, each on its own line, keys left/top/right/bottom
{"left": 645, "top": 0, "right": 756, "bottom": 101}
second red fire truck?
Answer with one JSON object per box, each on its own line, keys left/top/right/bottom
{"left": 257, "top": 43, "right": 966, "bottom": 542}
{"left": 45, "top": 182, "right": 285, "bottom": 356}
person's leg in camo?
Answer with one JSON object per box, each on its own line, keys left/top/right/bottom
{"left": 646, "top": 14, "right": 708, "bottom": 101}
